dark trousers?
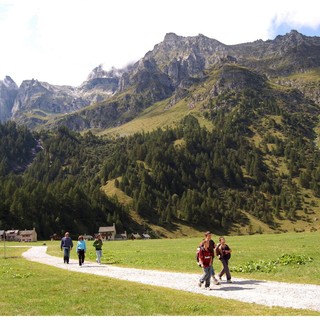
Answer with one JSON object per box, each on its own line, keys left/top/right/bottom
{"left": 78, "top": 249, "right": 85, "bottom": 266}
{"left": 218, "top": 258, "right": 231, "bottom": 280}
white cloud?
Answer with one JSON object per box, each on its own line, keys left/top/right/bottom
{"left": 0, "top": 0, "right": 319, "bottom": 87}
{"left": 266, "top": 0, "right": 320, "bottom": 36}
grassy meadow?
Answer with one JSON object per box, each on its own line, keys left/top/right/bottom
{"left": 0, "top": 232, "right": 319, "bottom": 316}
{"left": 46, "top": 232, "right": 320, "bottom": 284}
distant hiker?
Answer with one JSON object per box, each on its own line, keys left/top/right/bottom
{"left": 93, "top": 234, "right": 103, "bottom": 264}
{"left": 203, "top": 231, "right": 220, "bottom": 285}
{"left": 198, "top": 240, "right": 214, "bottom": 289}
{"left": 60, "top": 232, "right": 73, "bottom": 264}
{"left": 76, "top": 235, "right": 87, "bottom": 266}
{"left": 216, "top": 236, "right": 232, "bottom": 283}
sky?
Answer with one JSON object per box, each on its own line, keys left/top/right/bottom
{"left": 0, "top": 0, "right": 320, "bottom": 87}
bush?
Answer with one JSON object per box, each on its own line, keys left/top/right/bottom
{"left": 230, "top": 254, "right": 313, "bottom": 273}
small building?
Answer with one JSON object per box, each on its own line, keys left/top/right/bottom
{"left": 120, "top": 231, "right": 128, "bottom": 240}
{"left": 130, "top": 233, "right": 141, "bottom": 240}
{"left": 0, "top": 230, "right": 5, "bottom": 241}
{"left": 5, "top": 230, "right": 20, "bottom": 241}
{"left": 115, "top": 231, "right": 128, "bottom": 240}
{"left": 142, "top": 233, "right": 151, "bottom": 240}
{"left": 83, "top": 234, "right": 93, "bottom": 241}
{"left": 50, "top": 233, "right": 61, "bottom": 241}
{"left": 20, "top": 228, "right": 37, "bottom": 242}
{"left": 99, "top": 223, "right": 117, "bottom": 241}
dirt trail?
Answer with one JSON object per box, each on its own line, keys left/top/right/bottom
{"left": 22, "top": 246, "right": 320, "bottom": 312}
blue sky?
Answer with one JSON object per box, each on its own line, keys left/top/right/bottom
{"left": 271, "top": 24, "right": 320, "bottom": 38}
{"left": 0, "top": 0, "right": 320, "bottom": 87}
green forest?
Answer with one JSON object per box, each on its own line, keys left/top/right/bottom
{"left": 1, "top": 84, "right": 320, "bottom": 239}
{"left": 102, "top": 92, "right": 320, "bottom": 232}
{"left": 0, "top": 123, "right": 127, "bottom": 238}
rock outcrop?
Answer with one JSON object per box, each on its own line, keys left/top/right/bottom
{"left": 1, "top": 30, "right": 320, "bottom": 130}
{"left": 0, "top": 76, "right": 18, "bottom": 122}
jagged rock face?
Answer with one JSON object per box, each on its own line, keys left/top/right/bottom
{"left": 4, "top": 30, "right": 320, "bottom": 131}
{"left": 78, "top": 77, "right": 119, "bottom": 103}
{"left": 214, "top": 64, "right": 267, "bottom": 95}
{"left": 86, "top": 64, "right": 125, "bottom": 81}
{"left": 231, "top": 30, "right": 320, "bottom": 76}
{"left": 118, "top": 30, "right": 320, "bottom": 100}
{"left": 126, "top": 33, "right": 227, "bottom": 90}
{"left": 10, "top": 64, "right": 127, "bottom": 122}
{"left": 0, "top": 76, "right": 18, "bottom": 122}
{"left": 11, "top": 79, "right": 90, "bottom": 118}
{"left": 77, "top": 64, "right": 137, "bottom": 104}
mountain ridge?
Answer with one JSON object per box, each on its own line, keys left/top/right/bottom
{"left": 1, "top": 30, "right": 320, "bottom": 133}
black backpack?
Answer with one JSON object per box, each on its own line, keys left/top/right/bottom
{"left": 216, "top": 243, "right": 231, "bottom": 260}
{"left": 196, "top": 246, "right": 201, "bottom": 265}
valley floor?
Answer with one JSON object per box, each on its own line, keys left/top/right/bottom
{"left": 22, "top": 246, "right": 320, "bottom": 313}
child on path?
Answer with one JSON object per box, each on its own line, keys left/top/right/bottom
{"left": 93, "top": 234, "right": 103, "bottom": 264}
{"left": 216, "top": 236, "right": 232, "bottom": 283}
{"left": 76, "top": 235, "right": 87, "bottom": 266}
{"left": 198, "top": 240, "right": 214, "bottom": 289}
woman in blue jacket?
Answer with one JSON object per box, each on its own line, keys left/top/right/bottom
{"left": 76, "top": 235, "right": 87, "bottom": 266}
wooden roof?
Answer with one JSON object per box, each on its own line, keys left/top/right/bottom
{"left": 99, "top": 226, "right": 116, "bottom": 233}
{"left": 20, "top": 230, "right": 36, "bottom": 236}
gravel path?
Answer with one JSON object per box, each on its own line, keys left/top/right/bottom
{"left": 22, "top": 246, "right": 320, "bottom": 312}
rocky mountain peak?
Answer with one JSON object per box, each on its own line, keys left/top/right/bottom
{"left": 163, "top": 32, "right": 182, "bottom": 43}
{"left": 0, "top": 76, "right": 19, "bottom": 122}
{"left": 86, "top": 64, "right": 129, "bottom": 82}
{"left": 274, "top": 29, "right": 306, "bottom": 46}
{"left": 2, "top": 76, "right": 18, "bottom": 89}
{"left": 2, "top": 31, "right": 320, "bottom": 130}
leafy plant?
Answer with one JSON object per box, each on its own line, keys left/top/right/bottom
{"left": 230, "top": 254, "right": 314, "bottom": 274}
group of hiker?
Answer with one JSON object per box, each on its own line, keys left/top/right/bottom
{"left": 197, "top": 231, "right": 232, "bottom": 289}
{"left": 60, "top": 230, "right": 232, "bottom": 290}
{"left": 60, "top": 232, "right": 103, "bottom": 266}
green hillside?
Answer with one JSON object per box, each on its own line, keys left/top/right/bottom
{"left": 2, "top": 31, "right": 320, "bottom": 239}
{"left": 2, "top": 64, "right": 320, "bottom": 238}
{"left": 99, "top": 69, "right": 320, "bottom": 235}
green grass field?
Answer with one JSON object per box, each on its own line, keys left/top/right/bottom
{"left": 46, "top": 232, "right": 320, "bottom": 284}
{"left": 0, "top": 232, "right": 319, "bottom": 315}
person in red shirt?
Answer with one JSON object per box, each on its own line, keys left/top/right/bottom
{"left": 204, "top": 231, "right": 220, "bottom": 285}
{"left": 198, "top": 239, "right": 214, "bottom": 289}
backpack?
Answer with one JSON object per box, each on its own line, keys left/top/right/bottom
{"left": 215, "top": 243, "right": 221, "bottom": 258}
{"left": 216, "top": 243, "right": 231, "bottom": 260}
{"left": 195, "top": 246, "right": 202, "bottom": 266}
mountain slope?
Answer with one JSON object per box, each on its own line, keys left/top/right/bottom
{"left": 2, "top": 30, "right": 320, "bottom": 132}
{"left": 38, "top": 30, "right": 320, "bottom": 133}
{"left": 1, "top": 30, "right": 320, "bottom": 237}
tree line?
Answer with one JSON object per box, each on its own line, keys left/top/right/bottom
{"left": 1, "top": 84, "right": 320, "bottom": 238}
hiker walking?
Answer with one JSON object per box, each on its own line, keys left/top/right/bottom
{"left": 76, "top": 235, "right": 87, "bottom": 266}
{"left": 93, "top": 234, "right": 103, "bottom": 264}
{"left": 60, "top": 232, "right": 73, "bottom": 264}
{"left": 216, "top": 236, "right": 232, "bottom": 283}
{"left": 198, "top": 239, "right": 214, "bottom": 289}
{"left": 204, "top": 231, "right": 220, "bottom": 285}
